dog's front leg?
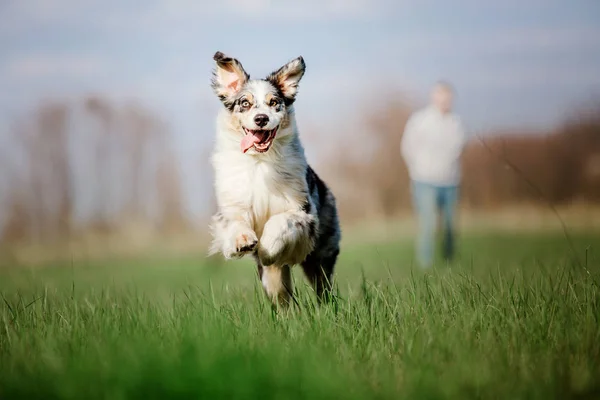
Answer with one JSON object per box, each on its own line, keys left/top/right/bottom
{"left": 257, "top": 211, "right": 316, "bottom": 267}
{"left": 257, "top": 261, "right": 294, "bottom": 308}
{"left": 209, "top": 212, "right": 258, "bottom": 259}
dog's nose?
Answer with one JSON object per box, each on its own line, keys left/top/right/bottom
{"left": 254, "top": 114, "right": 269, "bottom": 128}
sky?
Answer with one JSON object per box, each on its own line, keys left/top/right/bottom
{"left": 0, "top": 0, "right": 599, "bottom": 221}
{"left": 1, "top": 1, "right": 600, "bottom": 134}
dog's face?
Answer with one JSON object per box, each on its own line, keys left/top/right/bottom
{"left": 211, "top": 52, "right": 305, "bottom": 154}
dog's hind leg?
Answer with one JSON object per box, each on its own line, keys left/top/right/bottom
{"left": 301, "top": 249, "right": 339, "bottom": 303}
{"left": 256, "top": 259, "right": 294, "bottom": 308}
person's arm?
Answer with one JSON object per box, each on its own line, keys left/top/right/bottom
{"left": 455, "top": 117, "right": 469, "bottom": 155}
{"left": 401, "top": 112, "right": 421, "bottom": 168}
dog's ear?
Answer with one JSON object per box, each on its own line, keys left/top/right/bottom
{"left": 266, "top": 56, "right": 305, "bottom": 104}
{"left": 211, "top": 51, "right": 249, "bottom": 102}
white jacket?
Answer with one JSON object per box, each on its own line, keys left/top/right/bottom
{"left": 401, "top": 106, "right": 467, "bottom": 186}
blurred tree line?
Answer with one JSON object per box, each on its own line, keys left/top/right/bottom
{"left": 0, "top": 94, "right": 599, "bottom": 244}
{"left": 0, "top": 97, "right": 186, "bottom": 244}
{"left": 323, "top": 98, "right": 600, "bottom": 221}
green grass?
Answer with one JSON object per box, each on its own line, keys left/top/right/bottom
{"left": 1, "top": 230, "right": 599, "bottom": 399}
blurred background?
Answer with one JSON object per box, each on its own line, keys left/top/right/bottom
{"left": 0, "top": 0, "right": 599, "bottom": 264}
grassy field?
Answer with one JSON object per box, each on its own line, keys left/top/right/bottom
{"left": 1, "top": 229, "right": 599, "bottom": 399}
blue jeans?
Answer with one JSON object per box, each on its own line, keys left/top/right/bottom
{"left": 411, "top": 181, "right": 459, "bottom": 268}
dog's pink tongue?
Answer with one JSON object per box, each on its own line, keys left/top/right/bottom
{"left": 241, "top": 134, "right": 260, "bottom": 153}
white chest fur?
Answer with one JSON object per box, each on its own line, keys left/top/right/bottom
{"left": 212, "top": 150, "right": 306, "bottom": 238}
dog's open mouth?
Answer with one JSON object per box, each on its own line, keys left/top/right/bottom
{"left": 241, "top": 127, "right": 278, "bottom": 153}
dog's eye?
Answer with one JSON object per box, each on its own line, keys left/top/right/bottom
{"left": 269, "top": 99, "right": 280, "bottom": 107}
{"left": 240, "top": 99, "right": 251, "bottom": 108}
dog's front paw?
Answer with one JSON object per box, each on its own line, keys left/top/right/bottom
{"left": 235, "top": 231, "right": 258, "bottom": 253}
{"left": 223, "top": 229, "right": 258, "bottom": 259}
{"left": 258, "top": 213, "right": 314, "bottom": 266}
{"left": 257, "top": 214, "right": 290, "bottom": 265}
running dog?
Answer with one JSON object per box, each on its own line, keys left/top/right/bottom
{"left": 208, "top": 51, "right": 341, "bottom": 307}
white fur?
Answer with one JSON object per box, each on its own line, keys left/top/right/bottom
{"left": 233, "top": 81, "right": 287, "bottom": 138}
{"left": 209, "top": 53, "right": 332, "bottom": 307}
{"left": 209, "top": 106, "right": 317, "bottom": 267}
{"left": 261, "top": 265, "right": 293, "bottom": 307}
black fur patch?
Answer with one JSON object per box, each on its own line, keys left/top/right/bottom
{"left": 213, "top": 51, "right": 228, "bottom": 63}
{"left": 316, "top": 213, "right": 337, "bottom": 246}
{"left": 222, "top": 98, "right": 236, "bottom": 112}
{"left": 302, "top": 200, "right": 311, "bottom": 213}
{"left": 308, "top": 219, "right": 317, "bottom": 237}
{"left": 306, "top": 166, "right": 327, "bottom": 209}
{"left": 262, "top": 79, "right": 295, "bottom": 107}
{"left": 237, "top": 96, "right": 252, "bottom": 112}
{"left": 267, "top": 95, "right": 284, "bottom": 112}
{"left": 222, "top": 94, "right": 252, "bottom": 113}
{"left": 306, "top": 166, "right": 316, "bottom": 193}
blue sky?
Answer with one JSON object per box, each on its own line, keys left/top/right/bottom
{"left": 1, "top": 0, "right": 599, "bottom": 137}
{"left": 0, "top": 0, "right": 599, "bottom": 222}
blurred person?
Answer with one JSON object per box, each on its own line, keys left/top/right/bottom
{"left": 401, "top": 82, "right": 467, "bottom": 268}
